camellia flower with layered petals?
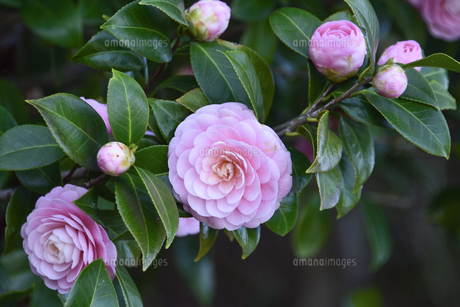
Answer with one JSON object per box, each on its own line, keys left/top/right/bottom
{"left": 168, "top": 103, "right": 292, "bottom": 231}
{"left": 21, "top": 184, "right": 117, "bottom": 294}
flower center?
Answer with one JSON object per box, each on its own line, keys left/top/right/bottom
{"left": 212, "top": 161, "right": 237, "bottom": 181}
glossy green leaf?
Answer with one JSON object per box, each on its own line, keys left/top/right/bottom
{"left": 316, "top": 166, "right": 343, "bottom": 210}
{"left": 401, "top": 68, "right": 438, "bottom": 109}
{"left": 72, "top": 31, "right": 143, "bottom": 72}
{"left": 102, "top": 210, "right": 133, "bottom": 242}
{"left": 16, "top": 161, "right": 62, "bottom": 195}
{"left": 231, "top": 0, "right": 275, "bottom": 22}
{"left": 364, "top": 92, "right": 450, "bottom": 158}
{"left": 339, "top": 96, "right": 389, "bottom": 128}
{"left": 65, "top": 259, "right": 119, "bottom": 307}
{"left": 269, "top": 8, "right": 322, "bottom": 58}
{"left": 233, "top": 226, "right": 260, "bottom": 259}
{"left": 149, "top": 99, "right": 190, "bottom": 142}
{"left": 240, "top": 19, "right": 278, "bottom": 64}
{"left": 27, "top": 94, "right": 108, "bottom": 170}
{"left": 361, "top": 201, "right": 393, "bottom": 272}
{"left": 288, "top": 147, "right": 313, "bottom": 195}
{"left": 265, "top": 190, "right": 298, "bottom": 236}
{"left": 152, "top": 75, "right": 199, "bottom": 95}
{"left": 21, "top": 0, "right": 82, "bottom": 48}
{"left": 308, "top": 60, "right": 329, "bottom": 106}
{"left": 190, "top": 42, "right": 250, "bottom": 106}
{"left": 298, "top": 125, "right": 317, "bottom": 153}
{"left": 307, "top": 111, "right": 343, "bottom": 173}
{"left": 135, "top": 166, "right": 179, "bottom": 248}
{"left": 403, "top": 53, "right": 460, "bottom": 73}
{"left": 4, "top": 187, "right": 39, "bottom": 255}
{"left": 0, "top": 125, "right": 65, "bottom": 171}
{"left": 114, "top": 240, "right": 141, "bottom": 266}
{"left": 0, "top": 106, "right": 17, "bottom": 136}
{"left": 336, "top": 153, "right": 362, "bottom": 218}
{"left": 134, "top": 145, "right": 169, "bottom": 175}
{"left": 108, "top": 69, "right": 149, "bottom": 145}
{"left": 72, "top": 188, "right": 104, "bottom": 226}
{"left": 176, "top": 88, "right": 210, "bottom": 112}
{"left": 115, "top": 172, "right": 166, "bottom": 270}
{"left": 140, "top": 0, "right": 187, "bottom": 26}
{"left": 148, "top": 107, "right": 166, "bottom": 144}
{"left": 101, "top": 0, "right": 172, "bottom": 63}
{"left": 344, "top": 0, "right": 379, "bottom": 72}
{"left": 421, "top": 66, "right": 449, "bottom": 89}
{"left": 430, "top": 80, "right": 456, "bottom": 110}
{"left": 339, "top": 118, "right": 374, "bottom": 192}
{"left": 195, "top": 223, "right": 219, "bottom": 262}
{"left": 115, "top": 266, "right": 143, "bottom": 307}
{"left": 222, "top": 51, "right": 264, "bottom": 121}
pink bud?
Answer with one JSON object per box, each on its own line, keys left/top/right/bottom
{"left": 373, "top": 64, "right": 408, "bottom": 99}
{"left": 377, "top": 40, "right": 423, "bottom": 71}
{"left": 80, "top": 97, "right": 112, "bottom": 134}
{"left": 97, "top": 142, "right": 135, "bottom": 176}
{"left": 185, "top": 0, "right": 231, "bottom": 42}
{"left": 309, "top": 20, "right": 367, "bottom": 83}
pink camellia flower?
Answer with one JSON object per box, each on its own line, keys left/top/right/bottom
{"left": 185, "top": 0, "right": 231, "bottom": 42}
{"left": 377, "top": 40, "right": 423, "bottom": 71}
{"left": 97, "top": 142, "right": 135, "bottom": 176}
{"left": 21, "top": 184, "right": 117, "bottom": 294}
{"left": 309, "top": 20, "right": 367, "bottom": 83}
{"left": 374, "top": 64, "right": 408, "bottom": 99}
{"left": 176, "top": 218, "right": 201, "bottom": 237}
{"left": 80, "top": 97, "right": 111, "bottom": 134}
{"left": 168, "top": 103, "right": 292, "bottom": 231}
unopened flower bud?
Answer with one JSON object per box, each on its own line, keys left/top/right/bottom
{"left": 184, "top": 0, "right": 231, "bottom": 42}
{"left": 373, "top": 64, "right": 408, "bottom": 99}
{"left": 97, "top": 142, "right": 135, "bottom": 176}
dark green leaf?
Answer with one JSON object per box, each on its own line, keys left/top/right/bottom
{"left": 176, "top": 88, "right": 210, "bottom": 112}
{"left": 114, "top": 240, "right": 141, "bottom": 266}
{"left": 233, "top": 226, "right": 260, "bottom": 259}
{"left": 364, "top": 92, "right": 450, "bottom": 158}
{"left": 115, "top": 266, "right": 143, "bottom": 307}
{"left": 307, "top": 111, "right": 343, "bottom": 173}
{"left": 0, "top": 106, "right": 17, "bottom": 136}
{"left": 336, "top": 153, "right": 362, "bottom": 218}
{"left": 101, "top": 0, "right": 172, "bottom": 63}
{"left": 265, "top": 190, "right": 297, "bottom": 236}
{"left": 0, "top": 285, "right": 34, "bottom": 306}
{"left": 72, "top": 31, "right": 143, "bottom": 72}
{"left": 240, "top": 19, "right": 278, "bottom": 64}
{"left": 269, "top": 8, "right": 322, "bottom": 58}
{"left": 339, "top": 96, "right": 389, "bottom": 128}
{"left": 102, "top": 210, "right": 133, "bottom": 241}
{"left": 134, "top": 145, "right": 169, "bottom": 175}
{"left": 65, "top": 259, "right": 119, "bottom": 307}
{"left": 288, "top": 147, "right": 312, "bottom": 195}
{"left": 149, "top": 99, "right": 190, "bottom": 142}
{"left": 27, "top": 94, "right": 108, "bottom": 170}
{"left": 308, "top": 60, "right": 329, "bottom": 106}
{"left": 115, "top": 172, "right": 166, "bottom": 270}
{"left": 430, "top": 80, "right": 456, "bottom": 110}
{"left": 298, "top": 125, "right": 317, "bottom": 153}
{"left": 421, "top": 66, "right": 449, "bottom": 89}
{"left": 403, "top": 53, "right": 460, "bottom": 73}
{"left": 351, "top": 287, "right": 383, "bottom": 307}
{"left": 78, "top": 0, "right": 116, "bottom": 25}
{"left": 139, "top": 0, "right": 187, "bottom": 26}
{"left": 316, "top": 166, "right": 342, "bottom": 210}
{"left": 153, "top": 75, "right": 199, "bottom": 95}
{"left": 4, "top": 187, "right": 39, "bottom": 255}
{"left": 231, "top": 0, "right": 275, "bottom": 22}
{"left": 16, "top": 161, "right": 62, "bottom": 195}
{"left": 0, "top": 79, "right": 28, "bottom": 125}
{"left": 324, "top": 10, "right": 354, "bottom": 22}
{"left": 108, "top": 69, "right": 149, "bottom": 145}
{"left": 0, "top": 125, "right": 65, "bottom": 171}
{"left": 195, "top": 223, "right": 219, "bottom": 262}
{"left": 72, "top": 188, "right": 104, "bottom": 226}
{"left": 401, "top": 68, "right": 438, "bottom": 109}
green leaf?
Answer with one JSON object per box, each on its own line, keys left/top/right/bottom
{"left": 149, "top": 99, "right": 190, "bottom": 142}
{"left": 361, "top": 201, "right": 393, "bottom": 272}
{"left": 21, "top": 0, "right": 82, "bottom": 48}
{"left": 222, "top": 51, "right": 264, "bottom": 121}
{"left": 65, "top": 259, "right": 119, "bottom": 307}
{"left": 27, "top": 94, "right": 108, "bottom": 170}
{"left": 195, "top": 223, "right": 219, "bottom": 262}
{"left": 339, "top": 118, "right": 374, "bottom": 192}
{"left": 108, "top": 69, "right": 149, "bottom": 146}
{"left": 265, "top": 190, "right": 298, "bottom": 236}
{"left": 16, "top": 161, "right": 62, "bottom": 195}
{"left": 344, "top": 0, "right": 379, "bottom": 73}
{"left": 421, "top": 66, "right": 449, "bottom": 89}
{"left": 140, "top": 0, "right": 187, "bottom": 26}
{"left": 102, "top": 210, "right": 133, "bottom": 241}
{"left": 176, "top": 88, "right": 210, "bottom": 112}
{"left": 0, "top": 79, "right": 28, "bottom": 125}
{"left": 316, "top": 166, "right": 343, "bottom": 210}
{"left": 288, "top": 147, "right": 312, "bottom": 195}
{"left": 72, "top": 31, "right": 143, "bottom": 72}
{"left": 402, "top": 53, "right": 460, "bottom": 73}
{"left": 324, "top": 9, "right": 354, "bottom": 22}
{"left": 134, "top": 145, "right": 169, "bottom": 175}
{"left": 115, "top": 172, "right": 166, "bottom": 270}
{"left": 298, "top": 125, "right": 317, "bottom": 153}
{"left": 364, "top": 92, "right": 450, "bottom": 158}
{"left": 430, "top": 80, "right": 456, "bottom": 110}
{"left": 4, "top": 187, "right": 39, "bottom": 255}
{"left": 72, "top": 188, "right": 104, "bottom": 226}
{"left": 135, "top": 166, "right": 179, "bottom": 248}
{"left": 336, "top": 153, "right": 363, "bottom": 218}
{"left": 0, "top": 285, "right": 35, "bottom": 306}
{"left": 101, "top": 0, "right": 172, "bottom": 63}
{"left": 0, "top": 106, "right": 17, "bottom": 136}
{"left": 339, "top": 96, "right": 389, "bottom": 128}
{"left": 231, "top": 0, "right": 275, "bottom": 22}
{"left": 0, "top": 125, "right": 65, "bottom": 171}
{"left": 350, "top": 287, "right": 384, "bottom": 307}
{"left": 114, "top": 240, "right": 141, "bottom": 266}
{"left": 153, "top": 75, "right": 199, "bottom": 95}
{"left": 269, "top": 7, "right": 322, "bottom": 58}
{"left": 190, "top": 42, "right": 250, "bottom": 106}
{"left": 233, "top": 226, "right": 260, "bottom": 259}
{"left": 307, "top": 111, "right": 343, "bottom": 173}
{"left": 240, "top": 19, "right": 278, "bottom": 64}
{"left": 400, "top": 68, "right": 438, "bottom": 109}
{"left": 308, "top": 60, "right": 329, "bottom": 106}
{"left": 115, "top": 266, "right": 143, "bottom": 307}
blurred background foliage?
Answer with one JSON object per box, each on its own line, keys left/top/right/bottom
{"left": 1, "top": 0, "right": 460, "bottom": 306}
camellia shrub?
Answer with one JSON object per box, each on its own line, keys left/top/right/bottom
{"left": 1, "top": 0, "right": 460, "bottom": 305}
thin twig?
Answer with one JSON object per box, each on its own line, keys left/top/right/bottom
{"left": 82, "top": 174, "right": 109, "bottom": 190}
{"left": 63, "top": 164, "right": 80, "bottom": 184}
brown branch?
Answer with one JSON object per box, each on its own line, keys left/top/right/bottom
{"left": 82, "top": 174, "right": 110, "bottom": 190}
{"left": 63, "top": 164, "right": 80, "bottom": 184}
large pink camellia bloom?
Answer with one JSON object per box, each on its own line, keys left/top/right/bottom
{"left": 309, "top": 20, "right": 367, "bottom": 83}
{"left": 377, "top": 40, "right": 423, "bottom": 71}
{"left": 185, "top": 0, "right": 231, "bottom": 42}
{"left": 168, "top": 103, "right": 292, "bottom": 231}
{"left": 21, "top": 184, "right": 117, "bottom": 294}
